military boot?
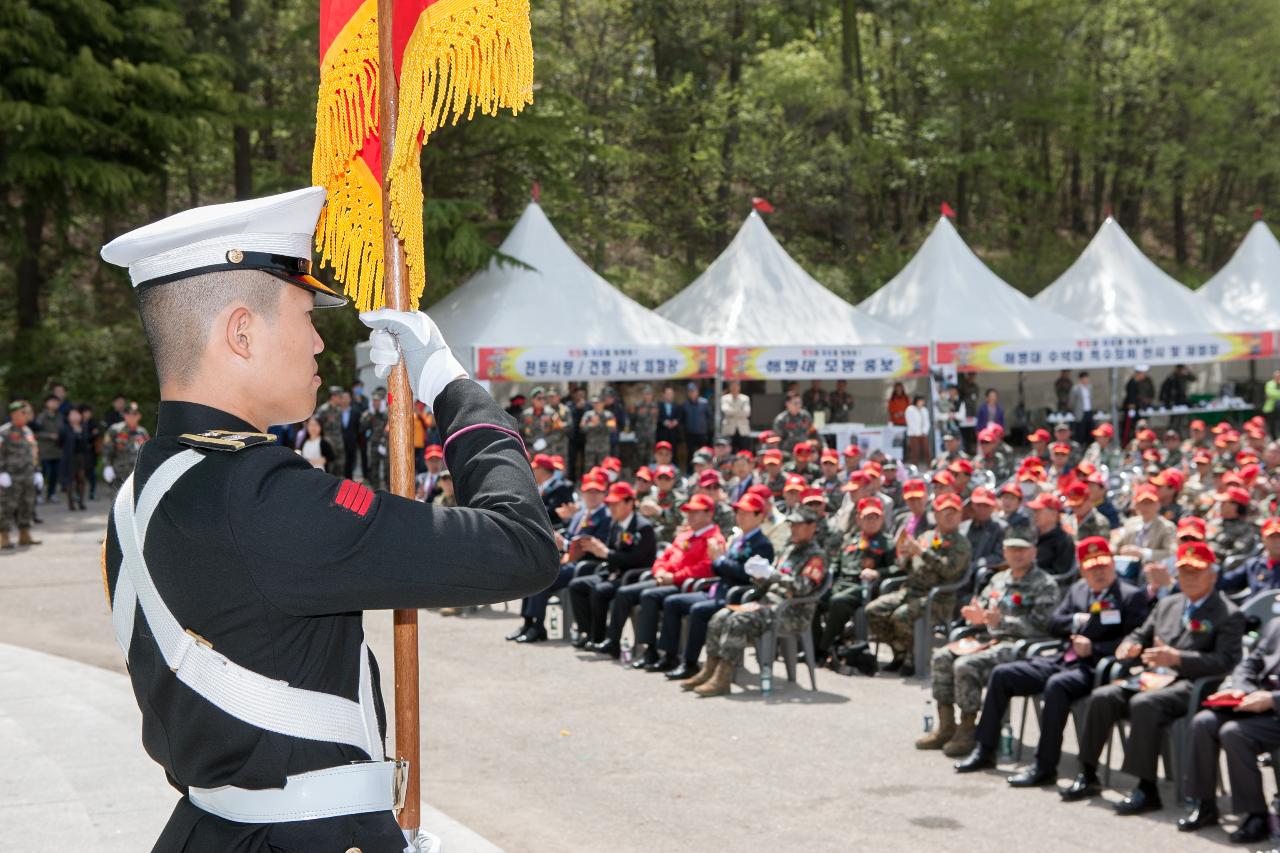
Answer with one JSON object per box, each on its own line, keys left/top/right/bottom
{"left": 944, "top": 711, "right": 979, "bottom": 757}
{"left": 0, "top": 531, "right": 11, "bottom": 550}
{"left": 915, "top": 703, "right": 955, "bottom": 749}
{"left": 693, "top": 659, "right": 735, "bottom": 697}
{"left": 679, "top": 656, "right": 720, "bottom": 691}
{"left": 18, "top": 528, "right": 40, "bottom": 546}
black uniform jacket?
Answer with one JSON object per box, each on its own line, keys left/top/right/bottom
{"left": 105, "top": 379, "right": 557, "bottom": 853}
{"left": 1046, "top": 577, "right": 1150, "bottom": 665}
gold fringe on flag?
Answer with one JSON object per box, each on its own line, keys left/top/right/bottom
{"left": 388, "top": 0, "right": 535, "bottom": 309}
{"left": 312, "top": 0, "right": 534, "bottom": 313}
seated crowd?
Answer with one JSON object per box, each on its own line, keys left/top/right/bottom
{"left": 491, "top": 388, "right": 1280, "bottom": 843}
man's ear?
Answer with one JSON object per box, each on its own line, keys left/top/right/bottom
{"left": 225, "top": 305, "right": 254, "bottom": 360}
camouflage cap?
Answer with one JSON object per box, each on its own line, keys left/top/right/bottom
{"left": 785, "top": 506, "right": 819, "bottom": 525}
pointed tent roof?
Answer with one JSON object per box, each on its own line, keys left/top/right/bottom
{"left": 857, "top": 216, "right": 1086, "bottom": 343}
{"left": 428, "top": 202, "right": 705, "bottom": 349}
{"left": 1034, "top": 217, "right": 1235, "bottom": 335}
{"left": 1196, "top": 220, "right": 1280, "bottom": 330}
{"left": 654, "top": 211, "right": 907, "bottom": 345}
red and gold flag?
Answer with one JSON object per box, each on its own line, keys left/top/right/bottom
{"left": 312, "top": 0, "right": 533, "bottom": 311}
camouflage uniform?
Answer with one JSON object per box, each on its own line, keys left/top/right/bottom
{"left": 815, "top": 530, "right": 895, "bottom": 654}
{"left": 104, "top": 422, "right": 150, "bottom": 498}
{"left": 703, "top": 538, "right": 827, "bottom": 666}
{"left": 1066, "top": 508, "right": 1110, "bottom": 542}
{"left": 1082, "top": 441, "right": 1123, "bottom": 473}
{"left": 816, "top": 516, "right": 844, "bottom": 566}
{"left": 579, "top": 409, "right": 616, "bottom": 470}
{"left": 930, "top": 567, "right": 1058, "bottom": 712}
{"left": 1212, "top": 517, "right": 1260, "bottom": 563}
{"left": 630, "top": 400, "right": 658, "bottom": 465}
{"left": 519, "top": 405, "right": 565, "bottom": 456}
{"left": 0, "top": 421, "right": 39, "bottom": 533}
{"left": 649, "top": 490, "right": 681, "bottom": 543}
{"left": 784, "top": 460, "right": 821, "bottom": 481}
{"left": 314, "top": 402, "right": 345, "bottom": 475}
{"left": 772, "top": 409, "right": 814, "bottom": 455}
{"left": 712, "top": 500, "right": 736, "bottom": 537}
{"left": 975, "top": 449, "right": 1012, "bottom": 484}
{"left": 545, "top": 402, "right": 572, "bottom": 460}
{"left": 360, "top": 405, "right": 389, "bottom": 490}
{"left": 865, "top": 530, "right": 971, "bottom": 658}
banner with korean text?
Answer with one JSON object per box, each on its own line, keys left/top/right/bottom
{"left": 476, "top": 345, "right": 716, "bottom": 381}
{"left": 935, "top": 332, "right": 1276, "bottom": 372}
{"left": 722, "top": 346, "right": 929, "bottom": 380}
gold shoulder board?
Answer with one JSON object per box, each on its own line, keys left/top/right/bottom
{"left": 178, "top": 429, "right": 278, "bottom": 452}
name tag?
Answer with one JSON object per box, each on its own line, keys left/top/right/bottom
{"left": 1100, "top": 610, "right": 1122, "bottom": 625}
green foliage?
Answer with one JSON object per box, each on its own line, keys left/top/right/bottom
{"left": 4, "top": 0, "right": 1280, "bottom": 411}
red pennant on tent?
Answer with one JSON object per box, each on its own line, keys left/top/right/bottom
{"left": 751, "top": 197, "right": 775, "bottom": 214}
{"left": 1255, "top": 206, "right": 1264, "bottom": 221}
{"left": 940, "top": 202, "right": 956, "bottom": 219}
{"left": 531, "top": 181, "right": 542, "bottom": 204}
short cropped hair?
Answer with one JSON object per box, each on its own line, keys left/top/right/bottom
{"left": 136, "top": 270, "right": 281, "bottom": 386}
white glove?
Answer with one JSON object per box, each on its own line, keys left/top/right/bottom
{"left": 0, "top": 472, "right": 10, "bottom": 489}
{"left": 744, "top": 555, "right": 774, "bottom": 579}
{"left": 378, "top": 444, "right": 387, "bottom": 456}
{"left": 32, "top": 472, "right": 43, "bottom": 491}
{"left": 103, "top": 465, "right": 116, "bottom": 484}
{"left": 360, "top": 309, "right": 469, "bottom": 408}
{"left": 533, "top": 438, "right": 547, "bottom": 452}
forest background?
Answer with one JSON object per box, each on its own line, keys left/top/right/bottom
{"left": 3, "top": 0, "right": 1279, "bottom": 407}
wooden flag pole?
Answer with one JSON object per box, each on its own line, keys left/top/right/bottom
{"left": 377, "top": 0, "right": 422, "bottom": 835}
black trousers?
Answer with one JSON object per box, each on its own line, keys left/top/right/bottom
{"left": 1186, "top": 708, "right": 1280, "bottom": 815}
{"left": 634, "top": 584, "right": 681, "bottom": 648}
{"left": 975, "top": 657, "right": 1094, "bottom": 771}
{"left": 1077, "top": 680, "right": 1194, "bottom": 782}
{"left": 658, "top": 592, "right": 725, "bottom": 663}
{"left": 607, "top": 579, "right": 658, "bottom": 642}
{"left": 568, "top": 573, "right": 618, "bottom": 643}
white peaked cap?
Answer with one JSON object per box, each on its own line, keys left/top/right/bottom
{"left": 100, "top": 186, "right": 346, "bottom": 307}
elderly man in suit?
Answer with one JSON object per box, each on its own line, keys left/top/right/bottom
{"left": 1179, "top": 614, "right": 1280, "bottom": 842}
{"left": 1111, "top": 484, "right": 1177, "bottom": 584}
{"left": 567, "top": 482, "right": 658, "bottom": 647}
{"left": 1060, "top": 541, "right": 1244, "bottom": 814}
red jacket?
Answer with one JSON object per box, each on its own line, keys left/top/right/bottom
{"left": 654, "top": 524, "right": 724, "bottom": 586}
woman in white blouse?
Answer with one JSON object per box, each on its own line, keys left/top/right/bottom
{"left": 904, "top": 395, "right": 930, "bottom": 465}
{"left": 297, "top": 417, "right": 334, "bottom": 470}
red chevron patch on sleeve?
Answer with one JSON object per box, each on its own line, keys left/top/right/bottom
{"left": 334, "top": 479, "right": 374, "bottom": 517}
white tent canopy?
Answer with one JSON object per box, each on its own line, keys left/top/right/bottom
{"left": 1195, "top": 220, "right": 1280, "bottom": 331}
{"left": 654, "top": 210, "right": 907, "bottom": 346}
{"left": 1034, "top": 216, "right": 1235, "bottom": 335}
{"left": 857, "top": 216, "right": 1086, "bottom": 344}
{"left": 428, "top": 202, "right": 706, "bottom": 349}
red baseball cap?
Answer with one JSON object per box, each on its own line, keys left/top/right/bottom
{"left": 857, "top": 497, "right": 884, "bottom": 517}
{"left": 1026, "top": 492, "right": 1061, "bottom": 511}
{"left": 1136, "top": 428, "right": 1157, "bottom": 442}
{"left": 793, "top": 443, "right": 813, "bottom": 457}
{"left": 932, "top": 470, "right": 956, "bottom": 487}
{"left": 1189, "top": 419, "right": 1206, "bottom": 431}
{"left": 801, "top": 487, "right": 827, "bottom": 506}
{"left": 783, "top": 475, "right": 807, "bottom": 493}
{"left": 969, "top": 486, "right": 996, "bottom": 506}
{"left": 635, "top": 466, "right": 653, "bottom": 482}
{"left": 1192, "top": 450, "right": 1213, "bottom": 465}
{"left": 977, "top": 426, "right": 1000, "bottom": 444}
{"left": 580, "top": 474, "right": 607, "bottom": 492}
{"left": 532, "top": 453, "right": 556, "bottom": 471}
{"left": 998, "top": 481, "right": 1022, "bottom": 498}
{"left": 735, "top": 449, "right": 755, "bottom": 460}
{"left": 841, "top": 470, "right": 868, "bottom": 491}
{"left": 1063, "top": 481, "right": 1089, "bottom": 506}
{"left": 1177, "top": 516, "right": 1206, "bottom": 541}
{"left": 680, "top": 493, "right": 716, "bottom": 513}
{"left": 654, "top": 464, "right": 678, "bottom": 480}
{"left": 933, "top": 492, "right": 963, "bottom": 512}
{"left": 732, "top": 492, "right": 769, "bottom": 514}
{"left": 1176, "top": 541, "right": 1216, "bottom": 571}
{"left": 1030, "top": 428, "right": 1051, "bottom": 444}
{"left": 1050, "top": 442, "right": 1071, "bottom": 455}
{"left": 655, "top": 440, "right": 673, "bottom": 451}
{"left": 948, "top": 458, "right": 974, "bottom": 475}
{"left": 762, "top": 449, "right": 784, "bottom": 465}
{"left": 842, "top": 444, "right": 862, "bottom": 458}
{"left": 902, "top": 479, "right": 927, "bottom": 500}
{"left": 1217, "top": 486, "right": 1252, "bottom": 507}
{"left": 1091, "top": 423, "right": 1114, "bottom": 438}
{"left": 698, "top": 469, "right": 723, "bottom": 488}
{"left": 1132, "top": 484, "right": 1159, "bottom": 504}
{"left": 424, "top": 444, "right": 444, "bottom": 460}
{"left": 820, "top": 451, "right": 839, "bottom": 466}
{"left": 747, "top": 484, "right": 775, "bottom": 503}
{"left": 1077, "top": 536, "right": 1113, "bottom": 569}
{"left": 551, "top": 455, "right": 566, "bottom": 471}
{"left": 862, "top": 461, "right": 883, "bottom": 478}
{"left": 604, "top": 482, "right": 636, "bottom": 503}
{"left": 602, "top": 456, "right": 622, "bottom": 472}
{"left": 1262, "top": 517, "right": 1280, "bottom": 538}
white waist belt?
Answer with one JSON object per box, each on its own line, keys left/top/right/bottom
{"left": 189, "top": 759, "right": 406, "bottom": 823}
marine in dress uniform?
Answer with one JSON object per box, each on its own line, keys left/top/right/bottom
{"left": 98, "top": 187, "right": 558, "bottom": 853}
{"left": 0, "top": 401, "right": 43, "bottom": 549}
{"left": 955, "top": 537, "right": 1150, "bottom": 784}
{"left": 685, "top": 505, "right": 827, "bottom": 697}
{"left": 1061, "top": 541, "right": 1243, "bottom": 814}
